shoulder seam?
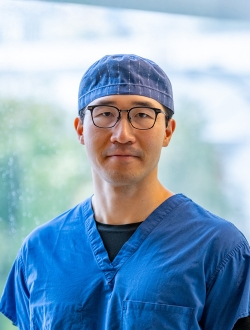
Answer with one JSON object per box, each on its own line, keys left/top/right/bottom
{"left": 207, "top": 239, "right": 249, "bottom": 293}
{"left": 17, "top": 252, "right": 29, "bottom": 288}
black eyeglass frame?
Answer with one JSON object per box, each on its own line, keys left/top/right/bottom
{"left": 79, "top": 105, "right": 170, "bottom": 130}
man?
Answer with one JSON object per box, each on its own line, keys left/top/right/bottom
{"left": 0, "top": 54, "right": 250, "bottom": 329}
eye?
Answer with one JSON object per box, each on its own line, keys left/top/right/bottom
{"left": 93, "top": 106, "right": 117, "bottom": 118}
{"left": 101, "top": 112, "right": 113, "bottom": 117}
{"left": 131, "top": 108, "right": 155, "bottom": 120}
{"left": 136, "top": 112, "right": 150, "bottom": 118}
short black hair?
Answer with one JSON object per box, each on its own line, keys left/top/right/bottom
{"left": 163, "top": 106, "right": 174, "bottom": 126}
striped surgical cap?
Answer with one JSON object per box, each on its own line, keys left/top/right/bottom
{"left": 78, "top": 54, "right": 174, "bottom": 113}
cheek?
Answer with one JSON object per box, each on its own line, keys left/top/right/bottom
{"left": 83, "top": 124, "right": 97, "bottom": 145}
{"left": 145, "top": 130, "right": 166, "bottom": 150}
{"left": 83, "top": 128, "right": 107, "bottom": 157}
{"left": 147, "top": 133, "right": 166, "bottom": 161}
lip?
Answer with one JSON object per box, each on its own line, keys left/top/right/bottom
{"left": 106, "top": 153, "right": 140, "bottom": 163}
{"left": 108, "top": 154, "right": 137, "bottom": 157}
{"left": 105, "top": 147, "right": 142, "bottom": 159}
{"left": 107, "top": 155, "right": 138, "bottom": 160}
{"left": 106, "top": 149, "right": 141, "bottom": 158}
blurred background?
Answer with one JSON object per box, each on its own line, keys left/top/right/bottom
{"left": 0, "top": 0, "right": 250, "bottom": 328}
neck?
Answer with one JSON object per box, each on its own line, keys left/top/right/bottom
{"left": 91, "top": 171, "right": 174, "bottom": 225}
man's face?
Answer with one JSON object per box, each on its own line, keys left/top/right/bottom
{"left": 74, "top": 95, "right": 176, "bottom": 187}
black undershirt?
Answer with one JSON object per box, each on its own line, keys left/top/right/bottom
{"left": 95, "top": 221, "right": 250, "bottom": 329}
{"left": 233, "top": 317, "right": 250, "bottom": 329}
{"left": 95, "top": 220, "right": 141, "bottom": 262}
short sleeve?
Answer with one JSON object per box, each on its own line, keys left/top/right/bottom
{"left": 0, "top": 252, "right": 30, "bottom": 329}
{"left": 200, "top": 239, "right": 250, "bottom": 329}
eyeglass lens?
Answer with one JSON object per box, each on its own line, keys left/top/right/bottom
{"left": 91, "top": 106, "right": 157, "bottom": 129}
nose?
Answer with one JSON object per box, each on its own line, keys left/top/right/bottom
{"left": 110, "top": 113, "right": 136, "bottom": 144}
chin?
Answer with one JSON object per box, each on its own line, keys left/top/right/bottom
{"left": 103, "top": 171, "right": 143, "bottom": 186}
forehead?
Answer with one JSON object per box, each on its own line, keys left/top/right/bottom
{"left": 88, "top": 94, "right": 164, "bottom": 109}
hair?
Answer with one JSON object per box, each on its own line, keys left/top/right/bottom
{"left": 163, "top": 106, "right": 174, "bottom": 119}
{"left": 79, "top": 108, "right": 86, "bottom": 124}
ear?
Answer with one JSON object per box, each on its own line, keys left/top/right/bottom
{"left": 74, "top": 117, "right": 85, "bottom": 145}
{"left": 162, "top": 119, "right": 176, "bottom": 147}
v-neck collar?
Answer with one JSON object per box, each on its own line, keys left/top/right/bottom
{"left": 82, "top": 194, "right": 187, "bottom": 283}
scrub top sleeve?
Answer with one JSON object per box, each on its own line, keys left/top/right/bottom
{"left": 200, "top": 239, "right": 250, "bottom": 330}
{"left": 0, "top": 253, "right": 30, "bottom": 329}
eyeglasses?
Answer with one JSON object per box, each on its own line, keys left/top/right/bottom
{"left": 80, "top": 105, "right": 169, "bottom": 130}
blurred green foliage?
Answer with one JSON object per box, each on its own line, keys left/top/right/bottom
{"left": 0, "top": 98, "right": 92, "bottom": 329}
{"left": 0, "top": 98, "right": 239, "bottom": 329}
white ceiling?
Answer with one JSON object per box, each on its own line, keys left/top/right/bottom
{"left": 24, "top": 0, "right": 250, "bottom": 20}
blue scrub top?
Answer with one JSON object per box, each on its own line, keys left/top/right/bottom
{"left": 1, "top": 194, "right": 250, "bottom": 329}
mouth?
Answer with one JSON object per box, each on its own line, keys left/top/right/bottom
{"left": 106, "top": 148, "right": 141, "bottom": 158}
{"left": 106, "top": 151, "right": 141, "bottom": 163}
{"left": 104, "top": 146, "right": 143, "bottom": 161}
{"left": 107, "top": 155, "right": 138, "bottom": 160}
{"left": 108, "top": 154, "right": 137, "bottom": 157}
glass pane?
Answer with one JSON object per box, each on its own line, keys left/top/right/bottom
{"left": 1, "top": 1, "right": 250, "bottom": 328}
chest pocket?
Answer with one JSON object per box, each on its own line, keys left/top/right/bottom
{"left": 122, "top": 300, "right": 194, "bottom": 330}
